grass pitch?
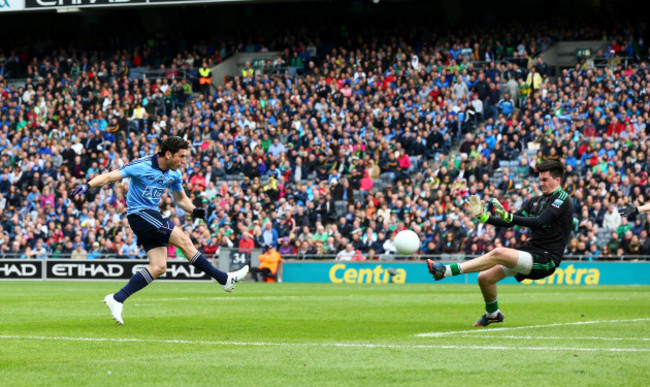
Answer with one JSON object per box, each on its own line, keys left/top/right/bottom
{"left": 0, "top": 281, "right": 649, "bottom": 386}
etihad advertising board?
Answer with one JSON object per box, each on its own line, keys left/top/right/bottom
{"left": 0, "top": 260, "right": 212, "bottom": 281}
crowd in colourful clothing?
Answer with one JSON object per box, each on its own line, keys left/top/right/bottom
{"left": 0, "top": 24, "right": 649, "bottom": 261}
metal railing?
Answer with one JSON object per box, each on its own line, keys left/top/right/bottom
{"left": 0, "top": 253, "right": 217, "bottom": 260}
{"left": 131, "top": 68, "right": 197, "bottom": 82}
{"left": 591, "top": 55, "right": 635, "bottom": 69}
{"left": 2, "top": 253, "right": 645, "bottom": 262}
{"left": 278, "top": 254, "right": 649, "bottom": 262}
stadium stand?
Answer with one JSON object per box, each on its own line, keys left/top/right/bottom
{"left": 0, "top": 16, "right": 649, "bottom": 262}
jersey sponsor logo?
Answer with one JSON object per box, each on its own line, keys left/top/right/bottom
{"left": 552, "top": 199, "right": 563, "bottom": 208}
{"left": 142, "top": 186, "right": 166, "bottom": 198}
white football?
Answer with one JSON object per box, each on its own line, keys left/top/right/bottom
{"left": 394, "top": 230, "right": 421, "bottom": 255}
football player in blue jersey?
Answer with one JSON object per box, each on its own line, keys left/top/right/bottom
{"left": 69, "top": 136, "right": 248, "bottom": 324}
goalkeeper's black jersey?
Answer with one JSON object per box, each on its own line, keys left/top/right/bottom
{"left": 516, "top": 189, "right": 574, "bottom": 259}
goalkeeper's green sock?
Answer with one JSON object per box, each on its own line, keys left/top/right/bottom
{"left": 444, "top": 263, "right": 463, "bottom": 277}
{"left": 485, "top": 299, "right": 500, "bottom": 318}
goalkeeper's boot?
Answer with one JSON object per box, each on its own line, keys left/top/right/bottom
{"left": 104, "top": 294, "right": 124, "bottom": 325}
{"left": 426, "top": 259, "right": 446, "bottom": 281}
{"left": 473, "top": 311, "right": 505, "bottom": 327}
{"left": 222, "top": 265, "right": 250, "bottom": 293}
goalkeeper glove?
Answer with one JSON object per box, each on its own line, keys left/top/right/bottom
{"left": 491, "top": 198, "right": 513, "bottom": 222}
{"left": 69, "top": 184, "right": 90, "bottom": 198}
{"left": 618, "top": 204, "right": 638, "bottom": 217}
{"left": 192, "top": 207, "right": 207, "bottom": 221}
{"left": 468, "top": 195, "right": 489, "bottom": 223}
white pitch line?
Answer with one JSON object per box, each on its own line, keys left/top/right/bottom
{"left": 8, "top": 291, "right": 646, "bottom": 304}
{"left": 7, "top": 295, "right": 362, "bottom": 304}
{"left": 416, "top": 317, "right": 650, "bottom": 337}
{"left": 456, "top": 335, "right": 650, "bottom": 342}
{"left": 0, "top": 335, "right": 648, "bottom": 353}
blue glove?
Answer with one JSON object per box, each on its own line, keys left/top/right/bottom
{"left": 69, "top": 184, "right": 90, "bottom": 198}
{"left": 192, "top": 207, "right": 207, "bottom": 221}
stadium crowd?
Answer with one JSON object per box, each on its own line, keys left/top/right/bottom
{"left": 0, "top": 24, "right": 649, "bottom": 261}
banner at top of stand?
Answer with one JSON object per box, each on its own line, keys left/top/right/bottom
{"left": 0, "top": 0, "right": 25, "bottom": 12}
{"left": 24, "top": 0, "right": 145, "bottom": 8}
{"left": 20, "top": 0, "right": 251, "bottom": 10}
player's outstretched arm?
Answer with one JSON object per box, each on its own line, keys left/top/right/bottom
{"left": 69, "top": 170, "right": 124, "bottom": 198}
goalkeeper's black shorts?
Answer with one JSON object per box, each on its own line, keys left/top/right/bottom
{"left": 514, "top": 246, "right": 561, "bottom": 282}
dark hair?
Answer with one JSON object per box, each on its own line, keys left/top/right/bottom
{"left": 160, "top": 136, "right": 189, "bottom": 156}
{"left": 536, "top": 159, "right": 565, "bottom": 181}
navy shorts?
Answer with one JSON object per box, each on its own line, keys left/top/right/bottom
{"left": 514, "top": 246, "right": 561, "bottom": 282}
{"left": 127, "top": 209, "right": 176, "bottom": 252}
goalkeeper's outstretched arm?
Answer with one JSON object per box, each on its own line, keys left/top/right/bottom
{"left": 505, "top": 210, "right": 555, "bottom": 228}
{"left": 485, "top": 215, "right": 516, "bottom": 228}
{"left": 490, "top": 198, "right": 557, "bottom": 229}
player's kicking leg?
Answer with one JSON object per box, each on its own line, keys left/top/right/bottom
{"left": 168, "top": 226, "right": 249, "bottom": 292}
{"left": 426, "top": 247, "right": 521, "bottom": 280}
{"left": 427, "top": 247, "right": 533, "bottom": 326}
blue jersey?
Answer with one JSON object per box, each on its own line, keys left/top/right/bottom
{"left": 119, "top": 155, "right": 184, "bottom": 215}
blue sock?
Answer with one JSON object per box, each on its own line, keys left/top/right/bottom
{"left": 113, "top": 268, "right": 153, "bottom": 303}
{"left": 190, "top": 251, "right": 228, "bottom": 285}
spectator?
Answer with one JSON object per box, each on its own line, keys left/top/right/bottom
{"left": 382, "top": 232, "right": 398, "bottom": 256}
{"left": 250, "top": 244, "right": 282, "bottom": 282}
{"left": 33, "top": 239, "right": 48, "bottom": 259}
{"left": 603, "top": 204, "right": 622, "bottom": 231}
{"left": 278, "top": 237, "right": 294, "bottom": 255}
{"left": 441, "top": 232, "right": 459, "bottom": 254}
{"left": 88, "top": 242, "right": 102, "bottom": 259}
{"left": 120, "top": 235, "right": 140, "bottom": 259}
{"left": 203, "top": 236, "right": 220, "bottom": 258}
{"left": 260, "top": 221, "right": 279, "bottom": 248}
{"left": 336, "top": 243, "right": 356, "bottom": 261}
{"left": 238, "top": 232, "right": 255, "bottom": 254}
{"left": 71, "top": 244, "right": 88, "bottom": 260}
{"left": 497, "top": 92, "right": 515, "bottom": 118}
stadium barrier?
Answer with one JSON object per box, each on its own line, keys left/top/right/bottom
{"left": 0, "top": 259, "right": 212, "bottom": 281}
{"left": 280, "top": 261, "right": 650, "bottom": 285}
{"left": 2, "top": 251, "right": 648, "bottom": 284}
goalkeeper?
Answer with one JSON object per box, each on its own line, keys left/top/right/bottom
{"left": 427, "top": 160, "right": 574, "bottom": 326}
